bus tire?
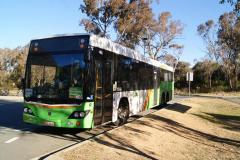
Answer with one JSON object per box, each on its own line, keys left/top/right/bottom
{"left": 114, "top": 99, "right": 129, "bottom": 126}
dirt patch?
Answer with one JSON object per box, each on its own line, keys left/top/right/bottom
{"left": 48, "top": 97, "right": 240, "bottom": 160}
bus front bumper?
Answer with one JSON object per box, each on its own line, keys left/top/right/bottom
{"left": 23, "top": 114, "right": 93, "bottom": 128}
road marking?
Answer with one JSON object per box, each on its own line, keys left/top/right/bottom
{"left": 13, "top": 128, "right": 32, "bottom": 132}
{"left": 13, "top": 129, "right": 21, "bottom": 132}
{"left": 0, "top": 127, "right": 34, "bottom": 135}
{"left": 4, "top": 137, "right": 19, "bottom": 144}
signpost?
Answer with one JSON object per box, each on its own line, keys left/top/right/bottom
{"left": 186, "top": 72, "right": 193, "bottom": 96}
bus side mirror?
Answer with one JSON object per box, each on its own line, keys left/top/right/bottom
{"left": 85, "top": 49, "right": 92, "bottom": 62}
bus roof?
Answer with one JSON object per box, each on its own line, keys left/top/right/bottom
{"left": 31, "top": 33, "right": 174, "bottom": 72}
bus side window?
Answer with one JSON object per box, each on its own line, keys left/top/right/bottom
{"left": 138, "top": 62, "right": 145, "bottom": 90}
{"left": 116, "top": 55, "right": 131, "bottom": 90}
{"left": 159, "top": 69, "right": 164, "bottom": 81}
{"left": 169, "top": 72, "right": 173, "bottom": 81}
{"left": 164, "top": 73, "right": 168, "bottom": 81}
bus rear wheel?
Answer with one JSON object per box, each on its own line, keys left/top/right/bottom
{"left": 114, "top": 100, "right": 129, "bottom": 126}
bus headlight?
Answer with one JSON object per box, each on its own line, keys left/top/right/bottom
{"left": 79, "top": 112, "right": 85, "bottom": 118}
{"left": 24, "top": 108, "right": 28, "bottom": 113}
{"left": 68, "top": 110, "right": 90, "bottom": 119}
{"left": 73, "top": 112, "right": 79, "bottom": 118}
{"left": 23, "top": 107, "right": 34, "bottom": 115}
{"left": 28, "top": 109, "right": 33, "bottom": 114}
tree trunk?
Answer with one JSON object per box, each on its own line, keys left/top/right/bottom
{"left": 229, "top": 78, "right": 233, "bottom": 90}
{"left": 209, "top": 74, "right": 212, "bottom": 89}
{"left": 234, "top": 67, "right": 238, "bottom": 90}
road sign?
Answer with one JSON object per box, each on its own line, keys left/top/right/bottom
{"left": 186, "top": 72, "right": 193, "bottom": 97}
{"left": 186, "top": 72, "right": 193, "bottom": 81}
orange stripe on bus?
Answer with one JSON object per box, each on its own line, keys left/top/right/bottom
{"left": 27, "top": 103, "right": 79, "bottom": 109}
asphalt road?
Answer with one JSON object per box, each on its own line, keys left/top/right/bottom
{"left": 216, "top": 96, "right": 240, "bottom": 105}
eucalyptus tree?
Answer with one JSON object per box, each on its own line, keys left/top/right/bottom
{"left": 143, "top": 12, "right": 184, "bottom": 60}
{"left": 80, "top": 0, "right": 126, "bottom": 37}
{"left": 220, "top": 0, "right": 240, "bottom": 14}
{"left": 115, "top": 0, "right": 154, "bottom": 48}
{"left": 197, "top": 20, "right": 221, "bottom": 62}
{"left": 218, "top": 12, "right": 240, "bottom": 89}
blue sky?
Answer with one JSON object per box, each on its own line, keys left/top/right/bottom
{"left": 0, "top": 0, "right": 233, "bottom": 65}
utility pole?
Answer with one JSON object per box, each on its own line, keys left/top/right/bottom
{"left": 188, "top": 78, "right": 191, "bottom": 97}
{"left": 186, "top": 72, "right": 193, "bottom": 97}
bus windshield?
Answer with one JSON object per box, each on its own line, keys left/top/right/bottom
{"left": 25, "top": 51, "right": 86, "bottom": 104}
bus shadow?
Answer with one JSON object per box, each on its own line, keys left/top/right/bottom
{"left": 31, "top": 123, "right": 117, "bottom": 142}
{"left": 165, "top": 103, "right": 191, "bottom": 113}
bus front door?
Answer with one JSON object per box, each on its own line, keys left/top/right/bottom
{"left": 102, "top": 61, "right": 113, "bottom": 123}
{"left": 94, "top": 60, "right": 103, "bottom": 125}
{"left": 94, "top": 60, "right": 113, "bottom": 125}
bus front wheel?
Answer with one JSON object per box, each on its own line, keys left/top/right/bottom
{"left": 114, "top": 99, "right": 129, "bottom": 126}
